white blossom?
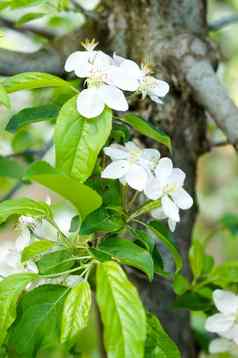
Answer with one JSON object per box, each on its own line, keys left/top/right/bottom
{"left": 113, "top": 54, "right": 169, "bottom": 103}
{"left": 144, "top": 158, "right": 193, "bottom": 230}
{"left": 150, "top": 207, "right": 177, "bottom": 232}
{"left": 65, "top": 40, "right": 136, "bottom": 118}
{"left": 76, "top": 0, "right": 100, "bottom": 11}
{"left": 205, "top": 290, "right": 238, "bottom": 344}
{"left": 209, "top": 338, "right": 238, "bottom": 356}
{"left": 101, "top": 141, "right": 160, "bottom": 191}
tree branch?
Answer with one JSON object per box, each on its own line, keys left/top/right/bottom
{"left": 0, "top": 20, "right": 99, "bottom": 76}
{"left": 209, "top": 14, "right": 238, "bottom": 31}
{"left": 181, "top": 56, "right": 238, "bottom": 147}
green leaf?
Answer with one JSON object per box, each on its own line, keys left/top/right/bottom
{"left": 120, "top": 114, "right": 171, "bottom": 151}
{"left": 25, "top": 161, "right": 102, "bottom": 220}
{"left": 174, "top": 292, "right": 211, "bottom": 311}
{"left": 21, "top": 240, "right": 55, "bottom": 263}
{"left": 147, "top": 221, "right": 183, "bottom": 273}
{"left": 55, "top": 97, "right": 112, "bottom": 182}
{"left": 173, "top": 274, "right": 190, "bottom": 295}
{"left": 209, "top": 261, "right": 238, "bottom": 287}
{"left": 37, "top": 250, "right": 74, "bottom": 275}
{"left": 0, "top": 198, "right": 52, "bottom": 224}
{"left": 3, "top": 72, "right": 75, "bottom": 93}
{"left": 189, "top": 240, "right": 204, "bottom": 280}
{"left": 220, "top": 213, "right": 238, "bottom": 236}
{"left": 0, "top": 273, "right": 37, "bottom": 345}
{"left": 0, "top": 157, "right": 25, "bottom": 179}
{"left": 145, "top": 313, "right": 181, "bottom": 358}
{"left": 9, "top": 285, "right": 68, "bottom": 356}
{"left": 87, "top": 178, "right": 122, "bottom": 207}
{"left": 99, "top": 238, "right": 154, "bottom": 280}
{"left": 80, "top": 207, "right": 124, "bottom": 234}
{"left": 96, "top": 261, "right": 146, "bottom": 358}
{"left": 6, "top": 104, "right": 60, "bottom": 132}
{"left": 0, "top": 84, "right": 10, "bottom": 109}
{"left": 4, "top": 0, "right": 47, "bottom": 8}
{"left": 61, "top": 280, "right": 91, "bottom": 343}
{"left": 16, "top": 12, "right": 46, "bottom": 26}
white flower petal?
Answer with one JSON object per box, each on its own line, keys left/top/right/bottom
{"left": 171, "top": 188, "right": 193, "bottom": 210}
{"left": 106, "top": 67, "right": 139, "bottom": 91}
{"left": 26, "top": 261, "right": 38, "bottom": 274}
{"left": 155, "top": 158, "right": 173, "bottom": 186}
{"left": 125, "top": 164, "right": 148, "bottom": 191}
{"left": 77, "top": 88, "right": 105, "bottom": 118}
{"left": 101, "top": 160, "right": 129, "bottom": 179}
{"left": 149, "top": 95, "right": 163, "bottom": 104}
{"left": 149, "top": 79, "right": 169, "bottom": 98}
{"left": 99, "top": 85, "right": 128, "bottom": 112}
{"left": 140, "top": 148, "right": 160, "bottom": 171}
{"left": 213, "top": 290, "right": 238, "bottom": 315}
{"left": 205, "top": 313, "right": 235, "bottom": 333}
{"left": 65, "top": 51, "right": 91, "bottom": 76}
{"left": 151, "top": 207, "right": 166, "bottom": 220}
{"left": 144, "top": 177, "right": 163, "bottom": 200}
{"left": 161, "top": 195, "right": 180, "bottom": 222}
{"left": 104, "top": 144, "right": 129, "bottom": 160}
{"left": 168, "top": 219, "right": 176, "bottom": 232}
{"left": 222, "top": 324, "right": 238, "bottom": 344}
{"left": 118, "top": 58, "right": 142, "bottom": 79}
{"left": 125, "top": 141, "right": 140, "bottom": 152}
{"left": 167, "top": 168, "right": 186, "bottom": 188}
{"left": 209, "top": 338, "right": 235, "bottom": 354}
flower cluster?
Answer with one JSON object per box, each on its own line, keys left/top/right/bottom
{"left": 0, "top": 215, "right": 38, "bottom": 278}
{"left": 205, "top": 289, "right": 238, "bottom": 356}
{"left": 65, "top": 40, "right": 169, "bottom": 118}
{"left": 101, "top": 141, "right": 193, "bottom": 231}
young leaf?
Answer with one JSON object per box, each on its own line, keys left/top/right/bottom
{"left": 96, "top": 261, "right": 146, "bottom": 358}
{"left": 147, "top": 221, "right": 183, "bottom": 273}
{"left": 174, "top": 292, "right": 211, "bottom": 311}
{"left": 25, "top": 161, "right": 102, "bottom": 220}
{"left": 99, "top": 238, "right": 154, "bottom": 281}
{"left": 36, "top": 250, "right": 74, "bottom": 275}
{"left": 0, "top": 198, "right": 52, "bottom": 224}
{"left": 80, "top": 207, "right": 124, "bottom": 234}
{"left": 209, "top": 261, "right": 238, "bottom": 287}
{"left": 21, "top": 240, "right": 55, "bottom": 263}
{"left": 61, "top": 280, "right": 91, "bottom": 344}
{"left": 0, "top": 157, "right": 25, "bottom": 179}
{"left": 55, "top": 97, "right": 112, "bottom": 182}
{"left": 3, "top": 72, "right": 75, "bottom": 93}
{"left": 9, "top": 285, "right": 68, "bottom": 356}
{"left": 120, "top": 113, "right": 171, "bottom": 151}
{"left": 189, "top": 240, "right": 204, "bottom": 280}
{"left": 145, "top": 313, "right": 181, "bottom": 358}
{"left": 0, "top": 273, "right": 37, "bottom": 345}
{"left": 173, "top": 274, "right": 190, "bottom": 295}
{"left": 0, "top": 84, "right": 10, "bottom": 109}
{"left": 6, "top": 104, "right": 60, "bottom": 132}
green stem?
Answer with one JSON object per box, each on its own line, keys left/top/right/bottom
{"left": 128, "top": 191, "right": 140, "bottom": 209}
{"left": 39, "top": 264, "right": 90, "bottom": 278}
{"left": 127, "top": 199, "right": 161, "bottom": 223}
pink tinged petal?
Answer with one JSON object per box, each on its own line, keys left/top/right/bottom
{"left": 99, "top": 85, "right": 128, "bottom": 112}
{"left": 205, "top": 313, "right": 235, "bottom": 333}
{"left": 213, "top": 290, "right": 238, "bottom": 315}
{"left": 104, "top": 145, "right": 129, "bottom": 160}
{"left": 125, "top": 164, "right": 148, "bottom": 191}
{"left": 106, "top": 67, "right": 139, "bottom": 91}
{"left": 161, "top": 195, "right": 180, "bottom": 222}
{"left": 77, "top": 88, "right": 105, "bottom": 118}
{"left": 171, "top": 188, "right": 193, "bottom": 210}
{"left": 144, "top": 177, "right": 163, "bottom": 200}
{"left": 167, "top": 168, "right": 186, "bottom": 188}
{"left": 101, "top": 160, "right": 129, "bottom": 179}
{"left": 155, "top": 157, "right": 173, "bottom": 186}
{"left": 149, "top": 79, "right": 170, "bottom": 98}
{"left": 151, "top": 207, "right": 166, "bottom": 220}
{"left": 209, "top": 338, "right": 234, "bottom": 354}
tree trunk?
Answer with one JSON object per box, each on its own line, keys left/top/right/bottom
{"left": 96, "top": 1, "right": 209, "bottom": 356}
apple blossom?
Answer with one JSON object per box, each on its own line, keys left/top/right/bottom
{"left": 101, "top": 141, "right": 160, "bottom": 191}
{"left": 144, "top": 157, "right": 193, "bottom": 230}
{"left": 113, "top": 54, "right": 169, "bottom": 103}
{"left": 65, "top": 41, "right": 137, "bottom": 118}
{"left": 209, "top": 338, "right": 238, "bottom": 356}
{"left": 205, "top": 289, "right": 238, "bottom": 344}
